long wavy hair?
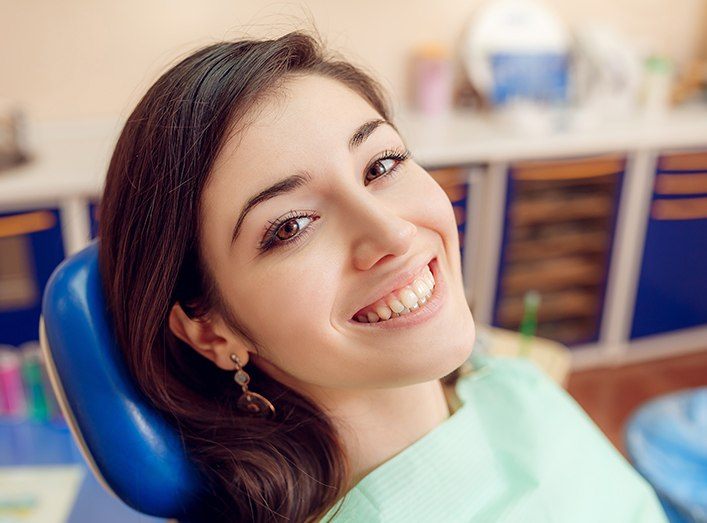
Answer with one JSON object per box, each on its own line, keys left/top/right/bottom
{"left": 98, "top": 29, "right": 404, "bottom": 521}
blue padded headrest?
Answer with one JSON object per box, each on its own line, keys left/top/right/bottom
{"left": 41, "top": 239, "right": 209, "bottom": 519}
{"left": 625, "top": 387, "right": 707, "bottom": 522}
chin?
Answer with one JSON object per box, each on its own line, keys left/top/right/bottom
{"left": 412, "top": 324, "right": 477, "bottom": 386}
{"left": 440, "top": 308, "right": 477, "bottom": 376}
{"left": 443, "top": 335, "right": 476, "bottom": 378}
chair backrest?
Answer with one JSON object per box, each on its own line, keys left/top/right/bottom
{"left": 40, "top": 239, "right": 209, "bottom": 519}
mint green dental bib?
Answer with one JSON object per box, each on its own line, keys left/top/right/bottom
{"left": 320, "top": 355, "right": 667, "bottom": 522}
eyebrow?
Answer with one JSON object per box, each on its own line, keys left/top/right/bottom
{"left": 229, "top": 117, "right": 396, "bottom": 247}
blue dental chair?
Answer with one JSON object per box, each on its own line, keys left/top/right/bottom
{"left": 40, "top": 239, "right": 210, "bottom": 521}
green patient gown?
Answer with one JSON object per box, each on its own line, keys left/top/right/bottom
{"left": 320, "top": 354, "right": 668, "bottom": 522}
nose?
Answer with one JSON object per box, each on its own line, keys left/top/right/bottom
{"left": 348, "top": 195, "right": 417, "bottom": 271}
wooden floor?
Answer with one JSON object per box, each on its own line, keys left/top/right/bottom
{"left": 566, "top": 349, "right": 707, "bottom": 457}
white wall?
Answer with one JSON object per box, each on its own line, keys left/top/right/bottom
{"left": 1, "top": 0, "right": 705, "bottom": 121}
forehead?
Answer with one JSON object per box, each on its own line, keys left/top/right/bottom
{"left": 213, "top": 74, "right": 382, "bottom": 175}
{"left": 202, "top": 74, "right": 386, "bottom": 231}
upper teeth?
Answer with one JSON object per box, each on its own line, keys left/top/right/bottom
{"left": 355, "top": 264, "right": 436, "bottom": 323}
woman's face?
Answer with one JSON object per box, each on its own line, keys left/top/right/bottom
{"left": 197, "top": 73, "right": 475, "bottom": 394}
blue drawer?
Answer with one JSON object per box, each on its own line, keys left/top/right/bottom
{"left": 89, "top": 199, "right": 100, "bottom": 239}
{"left": 630, "top": 150, "right": 707, "bottom": 339}
{"left": 0, "top": 208, "right": 65, "bottom": 346}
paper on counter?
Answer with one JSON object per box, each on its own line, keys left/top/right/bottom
{"left": 0, "top": 465, "right": 84, "bottom": 523}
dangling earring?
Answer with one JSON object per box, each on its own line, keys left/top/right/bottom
{"left": 229, "top": 353, "right": 276, "bottom": 419}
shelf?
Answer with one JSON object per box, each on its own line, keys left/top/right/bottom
{"left": 501, "top": 255, "right": 605, "bottom": 293}
{"left": 506, "top": 230, "right": 609, "bottom": 262}
{"left": 510, "top": 193, "right": 614, "bottom": 227}
{"left": 497, "top": 288, "right": 599, "bottom": 324}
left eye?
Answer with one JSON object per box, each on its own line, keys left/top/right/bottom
{"left": 365, "top": 158, "right": 398, "bottom": 184}
{"left": 363, "top": 148, "right": 411, "bottom": 185}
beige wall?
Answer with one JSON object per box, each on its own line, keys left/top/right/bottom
{"left": 1, "top": 0, "right": 705, "bottom": 121}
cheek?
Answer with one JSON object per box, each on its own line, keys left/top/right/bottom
{"left": 405, "top": 172, "right": 464, "bottom": 283}
{"left": 413, "top": 173, "right": 460, "bottom": 248}
{"left": 233, "top": 266, "right": 339, "bottom": 360}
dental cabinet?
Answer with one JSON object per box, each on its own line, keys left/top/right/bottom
{"left": 2, "top": 107, "right": 707, "bottom": 369}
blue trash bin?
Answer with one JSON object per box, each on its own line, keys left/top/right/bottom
{"left": 625, "top": 387, "right": 707, "bottom": 522}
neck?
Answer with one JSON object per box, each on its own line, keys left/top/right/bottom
{"left": 252, "top": 355, "right": 454, "bottom": 489}
{"left": 317, "top": 379, "right": 452, "bottom": 489}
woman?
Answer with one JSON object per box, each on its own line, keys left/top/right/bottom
{"left": 98, "top": 30, "right": 667, "bottom": 522}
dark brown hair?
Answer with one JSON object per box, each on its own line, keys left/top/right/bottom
{"left": 98, "top": 30, "right": 394, "bottom": 521}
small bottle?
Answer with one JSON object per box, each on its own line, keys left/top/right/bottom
{"left": 410, "top": 42, "right": 454, "bottom": 117}
{"left": 0, "top": 346, "right": 27, "bottom": 417}
{"left": 642, "top": 55, "right": 674, "bottom": 119}
{"left": 518, "top": 290, "right": 541, "bottom": 357}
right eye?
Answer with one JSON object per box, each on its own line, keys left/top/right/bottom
{"left": 259, "top": 210, "right": 319, "bottom": 252}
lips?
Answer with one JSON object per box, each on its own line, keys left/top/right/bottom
{"left": 350, "top": 256, "right": 436, "bottom": 319}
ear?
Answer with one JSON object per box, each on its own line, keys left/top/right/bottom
{"left": 168, "top": 302, "right": 249, "bottom": 371}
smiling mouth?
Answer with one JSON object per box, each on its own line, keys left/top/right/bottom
{"left": 351, "top": 259, "right": 437, "bottom": 324}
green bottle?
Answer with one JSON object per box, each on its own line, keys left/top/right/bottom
{"left": 518, "top": 290, "right": 540, "bottom": 357}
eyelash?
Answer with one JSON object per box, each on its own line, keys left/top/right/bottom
{"left": 258, "top": 147, "right": 412, "bottom": 253}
